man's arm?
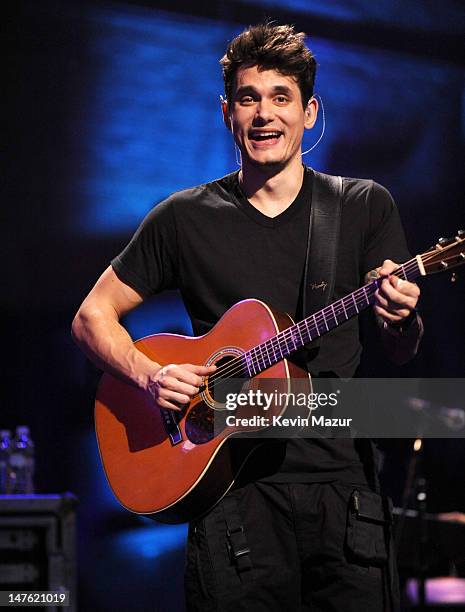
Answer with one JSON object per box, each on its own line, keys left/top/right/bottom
{"left": 367, "top": 259, "right": 424, "bottom": 365}
{"left": 71, "top": 266, "right": 215, "bottom": 411}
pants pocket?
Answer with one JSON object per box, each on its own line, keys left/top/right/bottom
{"left": 345, "top": 488, "right": 391, "bottom": 565}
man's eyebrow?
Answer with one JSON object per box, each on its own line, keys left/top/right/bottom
{"left": 234, "top": 85, "right": 257, "bottom": 97}
{"left": 271, "top": 85, "right": 293, "bottom": 94}
{"left": 234, "top": 84, "right": 294, "bottom": 97}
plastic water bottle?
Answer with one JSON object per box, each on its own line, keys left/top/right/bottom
{"left": 9, "top": 426, "right": 35, "bottom": 494}
{"left": 0, "top": 429, "right": 12, "bottom": 494}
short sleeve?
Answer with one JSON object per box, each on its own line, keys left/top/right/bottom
{"left": 363, "top": 182, "right": 411, "bottom": 274}
{"left": 111, "top": 197, "right": 178, "bottom": 297}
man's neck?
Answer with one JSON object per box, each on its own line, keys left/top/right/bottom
{"left": 239, "top": 156, "right": 305, "bottom": 218}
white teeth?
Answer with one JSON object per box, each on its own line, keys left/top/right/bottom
{"left": 250, "top": 132, "right": 281, "bottom": 138}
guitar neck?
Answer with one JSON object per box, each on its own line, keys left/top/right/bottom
{"left": 241, "top": 256, "right": 423, "bottom": 377}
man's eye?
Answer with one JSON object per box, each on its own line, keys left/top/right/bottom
{"left": 275, "top": 95, "right": 289, "bottom": 104}
{"left": 240, "top": 96, "right": 254, "bottom": 104}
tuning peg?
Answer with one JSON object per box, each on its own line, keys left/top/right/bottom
{"left": 451, "top": 273, "right": 456, "bottom": 282}
{"left": 458, "top": 229, "right": 464, "bottom": 237}
{"left": 440, "top": 261, "right": 448, "bottom": 268}
{"left": 438, "top": 237, "right": 448, "bottom": 245}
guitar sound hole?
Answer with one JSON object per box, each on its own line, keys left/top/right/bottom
{"left": 207, "top": 355, "right": 247, "bottom": 405}
{"left": 185, "top": 354, "right": 248, "bottom": 445}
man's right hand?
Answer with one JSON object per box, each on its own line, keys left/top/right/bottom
{"left": 147, "top": 363, "right": 217, "bottom": 411}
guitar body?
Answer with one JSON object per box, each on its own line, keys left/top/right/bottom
{"left": 95, "top": 299, "right": 311, "bottom": 523}
{"left": 94, "top": 233, "right": 465, "bottom": 523}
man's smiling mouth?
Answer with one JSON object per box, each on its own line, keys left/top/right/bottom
{"left": 248, "top": 130, "right": 283, "bottom": 143}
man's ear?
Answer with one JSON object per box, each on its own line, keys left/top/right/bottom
{"left": 221, "top": 97, "right": 232, "bottom": 131}
{"left": 304, "top": 97, "right": 318, "bottom": 130}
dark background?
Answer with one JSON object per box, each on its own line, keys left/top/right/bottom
{"left": 4, "top": 0, "right": 465, "bottom": 609}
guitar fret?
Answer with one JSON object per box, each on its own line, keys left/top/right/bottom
{"left": 289, "top": 330, "right": 296, "bottom": 351}
{"left": 258, "top": 344, "right": 265, "bottom": 370}
{"left": 256, "top": 347, "right": 262, "bottom": 372}
{"left": 285, "top": 332, "right": 293, "bottom": 355}
{"left": 304, "top": 319, "right": 312, "bottom": 343}
{"left": 322, "top": 311, "right": 329, "bottom": 332}
{"left": 362, "top": 286, "right": 370, "bottom": 305}
{"left": 297, "top": 325, "right": 304, "bottom": 346}
{"left": 282, "top": 332, "right": 290, "bottom": 355}
{"left": 284, "top": 336, "right": 291, "bottom": 356}
{"left": 244, "top": 352, "right": 252, "bottom": 377}
{"left": 285, "top": 331, "right": 293, "bottom": 352}
{"left": 400, "top": 263, "right": 409, "bottom": 281}
{"left": 270, "top": 340, "right": 278, "bottom": 363}
{"left": 331, "top": 303, "right": 337, "bottom": 324}
{"left": 251, "top": 348, "right": 257, "bottom": 375}
{"left": 352, "top": 293, "right": 359, "bottom": 313}
{"left": 264, "top": 341, "right": 271, "bottom": 366}
{"left": 276, "top": 337, "right": 284, "bottom": 359}
{"left": 341, "top": 298, "right": 348, "bottom": 320}
{"left": 254, "top": 348, "right": 259, "bottom": 373}
{"left": 290, "top": 330, "right": 297, "bottom": 351}
{"left": 312, "top": 315, "right": 321, "bottom": 337}
{"left": 272, "top": 338, "right": 280, "bottom": 361}
{"left": 291, "top": 329, "right": 298, "bottom": 351}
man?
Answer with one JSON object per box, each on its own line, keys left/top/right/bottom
{"left": 73, "top": 23, "right": 422, "bottom": 611}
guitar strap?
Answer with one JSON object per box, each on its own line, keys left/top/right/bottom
{"left": 303, "top": 172, "right": 386, "bottom": 487}
{"left": 302, "top": 169, "right": 343, "bottom": 351}
{"left": 303, "top": 170, "right": 385, "bottom": 490}
{"left": 304, "top": 171, "right": 400, "bottom": 609}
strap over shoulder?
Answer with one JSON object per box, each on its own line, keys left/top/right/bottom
{"left": 302, "top": 169, "right": 344, "bottom": 349}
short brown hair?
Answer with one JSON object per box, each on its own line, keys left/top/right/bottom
{"left": 220, "top": 23, "right": 317, "bottom": 109}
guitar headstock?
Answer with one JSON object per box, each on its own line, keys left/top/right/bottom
{"left": 421, "top": 230, "right": 465, "bottom": 275}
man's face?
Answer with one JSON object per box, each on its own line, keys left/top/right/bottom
{"left": 224, "top": 65, "right": 317, "bottom": 172}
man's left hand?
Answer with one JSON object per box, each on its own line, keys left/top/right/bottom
{"left": 373, "top": 259, "right": 420, "bottom": 325}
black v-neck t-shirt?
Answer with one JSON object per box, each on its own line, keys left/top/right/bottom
{"left": 227, "top": 169, "right": 312, "bottom": 322}
{"left": 112, "top": 166, "right": 410, "bottom": 485}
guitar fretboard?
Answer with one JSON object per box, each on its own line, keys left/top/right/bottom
{"left": 237, "top": 259, "right": 420, "bottom": 378}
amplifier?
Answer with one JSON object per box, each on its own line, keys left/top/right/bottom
{"left": 0, "top": 494, "right": 77, "bottom": 611}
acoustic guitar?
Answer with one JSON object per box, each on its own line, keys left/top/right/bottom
{"left": 95, "top": 232, "right": 464, "bottom": 523}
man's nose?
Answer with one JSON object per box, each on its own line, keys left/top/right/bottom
{"left": 255, "top": 98, "right": 275, "bottom": 122}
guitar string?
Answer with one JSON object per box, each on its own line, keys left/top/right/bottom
{"left": 201, "top": 261, "right": 415, "bottom": 392}
{"left": 170, "top": 245, "right": 461, "bottom": 434}
{"left": 207, "top": 241, "right": 460, "bottom": 386}
{"left": 193, "top": 244, "right": 460, "bottom": 398}
{"left": 209, "top": 241, "right": 461, "bottom": 385}
{"left": 202, "top": 281, "right": 382, "bottom": 393}
{"left": 192, "top": 260, "right": 415, "bottom": 397}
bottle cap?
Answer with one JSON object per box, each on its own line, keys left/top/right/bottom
{"left": 16, "top": 426, "right": 30, "bottom": 436}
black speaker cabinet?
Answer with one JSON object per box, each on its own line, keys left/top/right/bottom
{"left": 0, "top": 493, "right": 77, "bottom": 611}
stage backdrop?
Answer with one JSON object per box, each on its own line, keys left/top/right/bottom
{"left": 4, "top": 1, "right": 464, "bottom": 610}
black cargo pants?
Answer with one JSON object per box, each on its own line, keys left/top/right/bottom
{"left": 185, "top": 481, "right": 399, "bottom": 611}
